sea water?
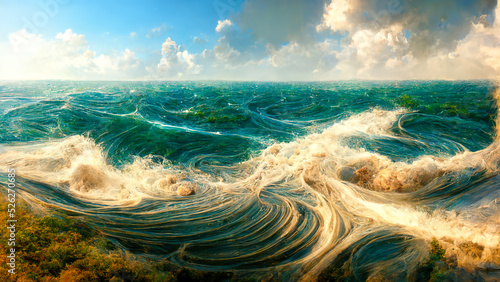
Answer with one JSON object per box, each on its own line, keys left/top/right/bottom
{"left": 1, "top": 80, "right": 499, "bottom": 280}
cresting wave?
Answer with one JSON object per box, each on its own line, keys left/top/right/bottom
{"left": 1, "top": 84, "right": 500, "bottom": 280}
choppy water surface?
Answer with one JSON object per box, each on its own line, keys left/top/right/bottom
{"left": 1, "top": 80, "right": 500, "bottom": 280}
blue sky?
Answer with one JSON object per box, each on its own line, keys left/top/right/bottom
{"left": 0, "top": 0, "right": 499, "bottom": 80}
{"left": 0, "top": 0, "right": 232, "bottom": 53}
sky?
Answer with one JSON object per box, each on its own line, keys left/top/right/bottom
{"left": 0, "top": 0, "right": 499, "bottom": 81}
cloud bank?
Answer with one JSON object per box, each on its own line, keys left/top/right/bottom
{"left": 2, "top": 29, "right": 141, "bottom": 80}
{"left": 2, "top": 0, "right": 500, "bottom": 80}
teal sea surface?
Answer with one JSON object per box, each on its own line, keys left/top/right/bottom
{"left": 1, "top": 80, "right": 500, "bottom": 280}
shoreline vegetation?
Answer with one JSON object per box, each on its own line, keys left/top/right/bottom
{"left": 0, "top": 195, "right": 486, "bottom": 281}
{"left": 0, "top": 196, "right": 236, "bottom": 282}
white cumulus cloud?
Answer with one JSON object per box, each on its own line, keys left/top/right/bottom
{"left": 2, "top": 29, "right": 141, "bottom": 80}
{"left": 155, "top": 37, "right": 201, "bottom": 78}
{"left": 215, "top": 19, "right": 233, "bottom": 33}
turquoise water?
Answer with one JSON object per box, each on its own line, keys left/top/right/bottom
{"left": 1, "top": 80, "right": 500, "bottom": 280}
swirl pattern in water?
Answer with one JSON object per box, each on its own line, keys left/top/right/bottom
{"left": 1, "top": 81, "right": 500, "bottom": 280}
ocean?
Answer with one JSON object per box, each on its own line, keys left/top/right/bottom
{"left": 1, "top": 80, "right": 500, "bottom": 280}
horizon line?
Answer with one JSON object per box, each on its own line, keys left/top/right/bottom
{"left": 1, "top": 78, "right": 498, "bottom": 83}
